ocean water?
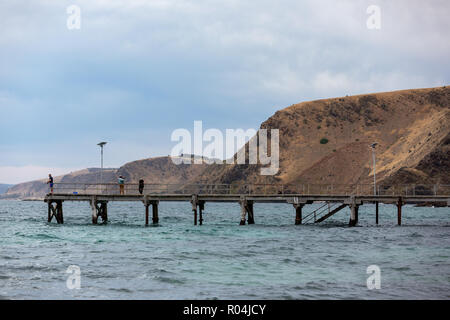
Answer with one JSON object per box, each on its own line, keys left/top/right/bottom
{"left": 0, "top": 199, "right": 449, "bottom": 300}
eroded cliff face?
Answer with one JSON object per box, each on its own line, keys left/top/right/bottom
{"left": 203, "top": 86, "right": 449, "bottom": 189}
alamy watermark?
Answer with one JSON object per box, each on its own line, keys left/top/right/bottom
{"left": 366, "top": 5, "right": 381, "bottom": 30}
{"left": 170, "top": 121, "right": 279, "bottom": 175}
{"left": 66, "top": 265, "right": 81, "bottom": 289}
{"left": 67, "top": 5, "right": 81, "bottom": 30}
{"left": 366, "top": 265, "right": 381, "bottom": 290}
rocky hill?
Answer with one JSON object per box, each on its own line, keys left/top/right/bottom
{"left": 190, "top": 86, "right": 449, "bottom": 193}
{"left": 3, "top": 86, "right": 449, "bottom": 199}
{"left": 255, "top": 87, "right": 448, "bottom": 185}
{"left": 116, "top": 156, "right": 209, "bottom": 184}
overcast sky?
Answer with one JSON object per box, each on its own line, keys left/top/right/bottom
{"left": 0, "top": 0, "right": 449, "bottom": 184}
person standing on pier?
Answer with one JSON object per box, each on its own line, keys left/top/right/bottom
{"left": 46, "top": 174, "right": 54, "bottom": 194}
{"left": 139, "top": 179, "right": 145, "bottom": 195}
{"left": 118, "top": 175, "right": 125, "bottom": 195}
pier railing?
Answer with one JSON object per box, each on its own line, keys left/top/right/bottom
{"left": 50, "top": 183, "right": 450, "bottom": 196}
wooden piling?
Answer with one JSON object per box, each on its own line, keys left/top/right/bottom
{"left": 199, "top": 201, "right": 205, "bottom": 225}
{"left": 90, "top": 200, "right": 107, "bottom": 224}
{"left": 48, "top": 200, "right": 63, "bottom": 224}
{"left": 48, "top": 202, "right": 52, "bottom": 222}
{"left": 90, "top": 198, "right": 98, "bottom": 224}
{"left": 295, "top": 204, "right": 304, "bottom": 225}
{"left": 99, "top": 201, "right": 107, "bottom": 223}
{"left": 375, "top": 201, "right": 379, "bottom": 225}
{"left": 238, "top": 198, "right": 255, "bottom": 225}
{"left": 152, "top": 201, "right": 159, "bottom": 224}
{"left": 145, "top": 203, "right": 149, "bottom": 226}
{"left": 349, "top": 204, "right": 359, "bottom": 227}
{"left": 247, "top": 201, "right": 254, "bottom": 225}
{"left": 240, "top": 201, "right": 246, "bottom": 225}
{"left": 56, "top": 201, "right": 64, "bottom": 224}
{"left": 397, "top": 197, "right": 403, "bottom": 226}
{"left": 191, "top": 195, "right": 198, "bottom": 226}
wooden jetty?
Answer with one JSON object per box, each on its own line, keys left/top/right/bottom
{"left": 44, "top": 183, "right": 450, "bottom": 227}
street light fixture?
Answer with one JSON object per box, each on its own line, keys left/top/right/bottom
{"left": 370, "top": 142, "right": 378, "bottom": 195}
{"left": 97, "top": 142, "right": 107, "bottom": 186}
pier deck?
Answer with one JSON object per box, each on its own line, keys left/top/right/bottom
{"left": 44, "top": 183, "right": 450, "bottom": 226}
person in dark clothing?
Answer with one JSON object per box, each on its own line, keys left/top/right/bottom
{"left": 47, "top": 174, "right": 54, "bottom": 194}
{"left": 138, "top": 179, "right": 144, "bottom": 195}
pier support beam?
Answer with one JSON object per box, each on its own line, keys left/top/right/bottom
{"left": 288, "top": 197, "right": 310, "bottom": 225}
{"left": 247, "top": 201, "right": 254, "bottom": 224}
{"left": 294, "top": 204, "right": 304, "bottom": 225}
{"left": 143, "top": 198, "right": 159, "bottom": 226}
{"left": 239, "top": 198, "right": 254, "bottom": 225}
{"left": 191, "top": 195, "right": 199, "bottom": 226}
{"left": 240, "top": 202, "right": 246, "bottom": 225}
{"left": 346, "top": 196, "right": 361, "bottom": 227}
{"left": 90, "top": 199, "right": 108, "bottom": 224}
{"left": 189, "top": 197, "right": 204, "bottom": 226}
{"left": 198, "top": 201, "right": 205, "bottom": 226}
{"left": 47, "top": 200, "right": 64, "bottom": 224}
{"left": 375, "top": 201, "right": 379, "bottom": 225}
{"left": 90, "top": 200, "right": 97, "bottom": 224}
{"left": 349, "top": 204, "right": 359, "bottom": 227}
{"left": 152, "top": 201, "right": 159, "bottom": 224}
{"left": 397, "top": 197, "right": 403, "bottom": 226}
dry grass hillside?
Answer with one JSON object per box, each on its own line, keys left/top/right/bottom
{"left": 277, "top": 86, "right": 449, "bottom": 187}
{"left": 193, "top": 86, "right": 449, "bottom": 190}
{"left": 116, "top": 156, "right": 209, "bottom": 184}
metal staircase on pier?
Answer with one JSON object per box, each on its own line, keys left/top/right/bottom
{"left": 302, "top": 202, "right": 348, "bottom": 224}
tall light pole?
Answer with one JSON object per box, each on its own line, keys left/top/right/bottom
{"left": 97, "top": 142, "right": 107, "bottom": 185}
{"left": 370, "top": 142, "right": 378, "bottom": 195}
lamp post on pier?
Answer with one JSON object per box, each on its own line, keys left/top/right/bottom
{"left": 370, "top": 142, "right": 378, "bottom": 195}
{"left": 97, "top": 142, "right": 107, "bottom": 189}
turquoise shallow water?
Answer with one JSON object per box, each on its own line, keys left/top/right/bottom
{"left": 0, "top": 200, "right": 449, "bottom": 299}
